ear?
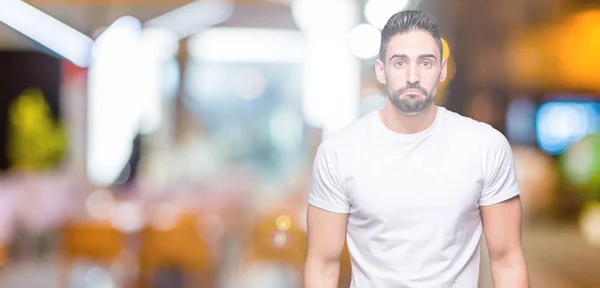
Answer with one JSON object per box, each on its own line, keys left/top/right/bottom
{"left": 375, "top": 59, "right": 387, "bottom": 85}
{"left": 439, "top": 58, "right": 448, "bottom": 82}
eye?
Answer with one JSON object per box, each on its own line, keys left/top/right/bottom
{"left": 394, "top": 61, "right": 405, "bottom": 68}
{"left": 421, "top": 61, "right": 432, "bottom": 68}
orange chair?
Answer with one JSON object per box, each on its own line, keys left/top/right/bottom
{"left": 243, "top": 213, "right": 352, "bottom": 288}
{"left": 59, "top": 221, "right": 124, "bottom": 287}
{"left": 61, "top": 222, "right": 123, "bottom": 262}
{"left": 0, "top": 243, "right": 7, "bottom": 268}
{"left": 248, "top": 215, "right": 307, "bottom": 269}
{"left": 136, "top": 213, "right": 216, "bottom": 288}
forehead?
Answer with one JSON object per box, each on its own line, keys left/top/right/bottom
{"left": 385, "top": 29, "right": 440, "bottom": 61}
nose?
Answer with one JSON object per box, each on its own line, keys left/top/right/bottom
{"left": 408, "top": 63, "right": 419, "bottom": 83}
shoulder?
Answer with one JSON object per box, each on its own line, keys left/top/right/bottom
{"left": 318, "top": 112, "right": 373, "bottom": 153}
{"left": 442, "top": 107, "right": 509, "bottom": 150}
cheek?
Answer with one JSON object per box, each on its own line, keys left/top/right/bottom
{"left": 421, "top": 70, "right": 441, "bottom": 87}
{"left": 385, "top": 69, "right": 406, "bottom": 89}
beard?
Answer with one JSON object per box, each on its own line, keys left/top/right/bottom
{"left": 387, "top": 77, "right": 439, "bottom": 115}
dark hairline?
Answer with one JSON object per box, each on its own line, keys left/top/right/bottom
{"left": 379, "top": 28, "right": 444, "bottom": 63}
{"left": 378, "top": 10, "right": 444, "bottom": 63}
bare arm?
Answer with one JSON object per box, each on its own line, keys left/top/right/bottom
{"left": 481, "top": 195, "right": 529, "bottom": 288}
{"left": 304, "top": 205, "right": 348, "bottom": 288}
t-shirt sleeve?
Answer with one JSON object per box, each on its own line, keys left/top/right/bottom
{"left": 308, "top": 141, "right": 350, "bottom": 214}
{"left": 479, "top": 129, "right": 521, "bottom": 206}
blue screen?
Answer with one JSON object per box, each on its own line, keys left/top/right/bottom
{"left": 536, "top": 100, "right": 600, "bottom": 155}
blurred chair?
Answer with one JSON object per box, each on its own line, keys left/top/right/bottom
{"left": 61, "top": 221, "right": 123, "bottom": 262}
{"left": 136, "top": 213, "right": 216, "bottom": 288}
{"left": 0, "top": 242, "right": 7, "bottom": 268}
{"left": 248, "top": 215, "right": 307, "bottom": 268}
{"left": 241, "top": 212, "right": 352, "bottom": 288}
{"left": 59, "top": 221, "right": 124, "bottom": 287}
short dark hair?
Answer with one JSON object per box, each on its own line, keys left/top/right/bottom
{"left": 379, "top": 10, "right": 443, "bottom": 62}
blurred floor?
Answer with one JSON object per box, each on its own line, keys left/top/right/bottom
{"left": 0, "top": 259, "right": 58, "bottom": 288}
{"left": 0, "top": 221, "right": 598, "bottom": 288}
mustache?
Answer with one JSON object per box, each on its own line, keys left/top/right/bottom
{"left": 397, "top": 83, "right": 427, "bottom": 95}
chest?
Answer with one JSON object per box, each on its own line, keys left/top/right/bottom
{"left": 346, "top": 145, "right": 483, "bottom": 220}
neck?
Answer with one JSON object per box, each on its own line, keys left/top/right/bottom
{"left": 380, "top": 103, "right": 438, "bottom": 134}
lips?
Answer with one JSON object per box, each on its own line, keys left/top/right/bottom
{"left": 402, "top": 89, "right": 425, "bottom": 97}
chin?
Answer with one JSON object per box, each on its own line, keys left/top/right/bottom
{"left": 396, "top": 103, "right": 433, "bottom": 115}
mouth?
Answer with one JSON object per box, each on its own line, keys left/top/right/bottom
{"left": 402, "top": 89, "right": 425, "bottom": 98}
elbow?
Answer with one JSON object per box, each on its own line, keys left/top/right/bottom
{"left": 489, "top": 248, "right": 527, "bottom": 267}
{"left": 304, "top": 255, "right": 341, "bottom": 288}
{"left": 489, "top": 250, "right": 530, "bottom": 288}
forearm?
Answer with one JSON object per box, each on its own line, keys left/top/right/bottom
{"left": 490, "top": 252, "right": 530, "bottom": 288}
{"left": 304, "top": 256, "right": 340, "bottom": 288}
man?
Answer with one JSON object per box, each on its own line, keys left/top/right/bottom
{"left": 304, "top": 10, "right": 529, "bottom": 288}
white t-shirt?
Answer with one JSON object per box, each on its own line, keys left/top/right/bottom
{"left": 308, "top": 106, "right": 520, "bottom": 288}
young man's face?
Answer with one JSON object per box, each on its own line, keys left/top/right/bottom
{"left": 376, "top": 30, "right": 447, "bottom": 115}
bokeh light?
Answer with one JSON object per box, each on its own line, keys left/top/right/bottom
{"left": 580, "top": 202, "right": 600, "bottom": 247}
{"left": 84, "top": 266, "right": 114, "bottom": 288}
{"left": 110, "top": 202, "right": 144, "bottom": 233}
{"left": 561, "top": 134, "right": 600, "bottom": 198}
{"left": 271, "top": 230, "right": 290, "bottom": 249}
{"left": 555, "top": 10, "right": 600, "bottom": 91}
{"left": 536, "top": 102, "right": 600, "bottom": 155}
{"left": 276, "top": 215, "right": 292, "bottom": 231}
{"left": 149, "top": 202, "right": 179, "bottom": 231}
{"left": 364, "top": 0, "right": 409, "bottom": 30}
{"left": 436, "top": 38, "right": 454, "bottom": 105}
{"left": 85, "top": 189, "right": 116, "bottom": 220}
{"left": 441, "top": 38, "right": 450, "bottom": 60}
{"left": 348, "top": 24, "right": 381, "bottom": 59}
{"left": 231, "top": 67, "right": 267, "bottom": 100}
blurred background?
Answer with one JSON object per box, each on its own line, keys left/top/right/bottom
{"left": 0, "top": 0, "right": 599, "bottom": 287}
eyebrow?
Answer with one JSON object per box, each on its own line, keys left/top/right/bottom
{"left": 389, "top": 53, "right": 438, "bottom": 62}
